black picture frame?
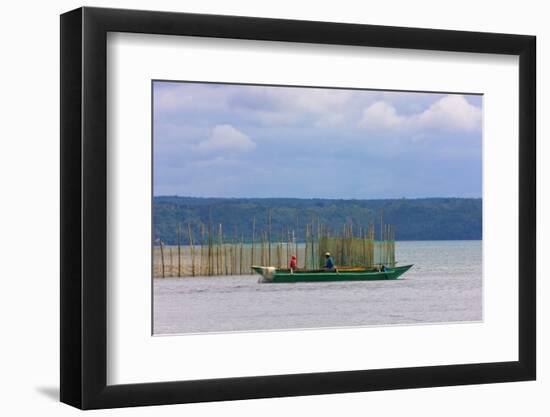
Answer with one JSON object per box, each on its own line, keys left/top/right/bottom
{"left": 60, "top": 6, "right": 536, "bottom": 410}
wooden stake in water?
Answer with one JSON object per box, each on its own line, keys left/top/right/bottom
{"left": 304, "top": 223, "right": 309, "bottom": 270}
{"left": 286, "top": 227, "right": 290, "bottom": 267}
{"left": 201, "top": 224, "right": 205, "bottom": 275}
{"left": 260, "top": 231, "right": 265, "bottom": 266}
{"left": 177, "top": 223, "right": 182, "bottom": 277}
{"left": 208, "top": 222, "right": 213, "bottom": 276}
{"left": 277, "top": 241, "right": 282, "bottom": 269}
{"left": 159, "top": 240, "right": 165, "bottom": 278}
{"left": 224, "top": 244, "right": 229, "bottom": 275}
{"left": 187, "top": 223, "right": 195, "bottom": 277}
{"left": 169, "top": 247, "right": 173, "bottom": 277}
{"left": 217, "top": 223, "right": 222, "bottom": 275}
{"left": 312, "top": 220, "right": 317, "bottom": 269}
{"left": 268, "top": 209, "right": 272, "bottom": 266}
{"left": 251, "top": 216, "right": 256, "bottom": 266}
{"left": 240, "top": 235, "right": 244, "bottom": 274}
{"left": 295, "top": 211, "right": 299, "bottom": 268}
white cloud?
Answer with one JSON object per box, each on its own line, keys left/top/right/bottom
{"left": 359, "top": 101, "right": 405, "bottom": 129}
{"left": 417, "top": 95, "right": 481, "bottom": 131}
{"left": 280, "top": 88, "right": 354, "bottom": 114}
{"left": 359, "top": 95, "right": 481, "bottom": 133}
{"left": 155, "top": 82, "right": 367, "bottom": 127}
{"left": 193, "top": 124, "right": 256, "bottom": 153}
{"left": 154, "top": 84, "right": 232, "bottom": 113}
{"left": 231, "top": 87, "right": 359, "bottom": 127}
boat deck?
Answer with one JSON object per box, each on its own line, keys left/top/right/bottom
{"left": 252, "top": 264, "right": 413, "bottom": 283}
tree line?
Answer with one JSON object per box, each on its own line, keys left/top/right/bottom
{"left": 153, "top": 196, "right": 482, "bottom": 245}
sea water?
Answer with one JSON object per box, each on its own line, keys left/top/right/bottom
{"left": 153, "top": 240, "right": 482, "bottom": 335}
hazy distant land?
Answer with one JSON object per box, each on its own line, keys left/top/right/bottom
{"left": 153, "top": 196, "right": 481, "bottom": 245}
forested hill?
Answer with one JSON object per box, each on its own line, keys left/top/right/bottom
{"left": 153, "top": 196, "right": 482, "bottom": 244}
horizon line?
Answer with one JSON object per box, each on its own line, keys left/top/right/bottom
{"left": 153, "top": 195, "right": 483, "bottom": 200}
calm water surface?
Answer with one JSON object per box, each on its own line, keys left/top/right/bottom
{"left": 153, "top": 240, "right": 482, "bottom": 334}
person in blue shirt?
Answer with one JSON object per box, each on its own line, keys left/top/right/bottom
{"left": 324, "top": 252, "right": 335, "bottom": 270}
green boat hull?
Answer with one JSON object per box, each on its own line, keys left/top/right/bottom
{"left": 252, "top": 264, "right": 413, "bottom": 283}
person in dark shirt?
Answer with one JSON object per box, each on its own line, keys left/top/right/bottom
{"left": 324, "top": 252, "right": 335, "bottom": 270}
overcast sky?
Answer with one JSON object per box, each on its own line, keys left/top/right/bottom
{"left": 153, "top": 81, "right": 482, "bottom": 199}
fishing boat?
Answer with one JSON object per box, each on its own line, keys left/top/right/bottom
{"left": 251, "top": 264, "right": 413, "bottom": 283}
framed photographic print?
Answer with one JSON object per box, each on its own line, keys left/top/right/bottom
{"left": 60, "top": 6, "right": 536, "bottom": 409}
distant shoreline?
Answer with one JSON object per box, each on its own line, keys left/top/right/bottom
{"left": 154, "top": 195, "right": 483, "bottom": 201}
{"left": 153, "top": 196, "right": 482, "bottom": 245}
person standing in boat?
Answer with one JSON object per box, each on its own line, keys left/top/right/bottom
{"left": 289, "top": 255, "right": 297, "bottom": 273}
{"left": 324, "top": 252, "right": 335, "bottom": 271}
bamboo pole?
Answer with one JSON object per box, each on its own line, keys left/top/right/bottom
{"left": 319, "top": 223, "right": 324, "bottom": 264}
{"left": 229, "top": 245, "right": 233, "bottom": 275}
{"left": 201, "top": 224, "right": 205, "bottom": 275}
{"left": 159, "top": 240, "right": 165, "bottom": 278}
{"left": 260, "top": 231, "right": 267, "bottom": 265}
{"left": 208, "top": 222, "right": 213, "bottom": 276}
{"left": 268, "top": 209, "right": 272, "bottom": 266}
{"left": 240, "top": 236, "right": 244, "bottom": 274}
{"left": 260, "top": 231, "right": 264, "bottom": 266}
{"left": 362, "top": 226, "right": 366, "bottom": 266}
{"left": 304, "top": 223, "right": 309, "bottom": 269}
{"left": 350, "top": 224, "right": 353, "bottom": 264}
{"left": 177, "top": 223, "right": 182, "bottom": 277}
{"left": 370, "top": 223, "right": 376, "bottom": 266}
{"left": 217, "top": 223, "right": 222, "bottom": 275}
{"left": 295, "top": 211, "right": 299, "bottom": 268}
{"left": 389, "top": 225, "right": 392, "bottom": 266}
{"left": 389, "top": 224, "right": 392, "bottom": 266}
{"left": 310, "top": 218, "right": 314, "bottom": 269}
{"left": 224, "top": 244, "right": 229, "bottom": 275}
{"left": 386, "top": 224, "right": 389, "bottom": 265}
{"left": 169, "top": 247, "right": 173, "bottom": 277}
{"left": 285, "top": 227, "right": 292, "bottom": 262}
{"left": 341, "top": 224, "right": 346, "bottom": 265}
{"left": 231, "top": 236, "right": 239, "bottom": 275}
{"left": 251, "top": 216, "right": 256, "bottom": 266}
{"left": 293, "top": 229, "right": 297, "bottom": 268}
{"left": 311, "top": 221, "right": 316, "bottom": 269}
{"left": 235, "top": 241, "right": 238, "bottom": 274}
{"left": 390, "top": 224, "right": 393, "bottom": 266}
{"left": 187, "top": 223, "right": 195, "bottom": 277}
{"left": 393, "top": 225, "right": 396, "bottom": 267}
{"left": 390, "top": 224, "right": 394, "bottom": 267}
{"left": 387, "top": 224, "right": 392, "bottom": 266}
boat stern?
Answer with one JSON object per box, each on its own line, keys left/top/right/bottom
{"left": 251, "top": 266, "right": 277, "bottom": 283}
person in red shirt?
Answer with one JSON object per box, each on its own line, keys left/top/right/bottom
{"left": 289, "top": 255, "right": 297, "bottom": 273}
